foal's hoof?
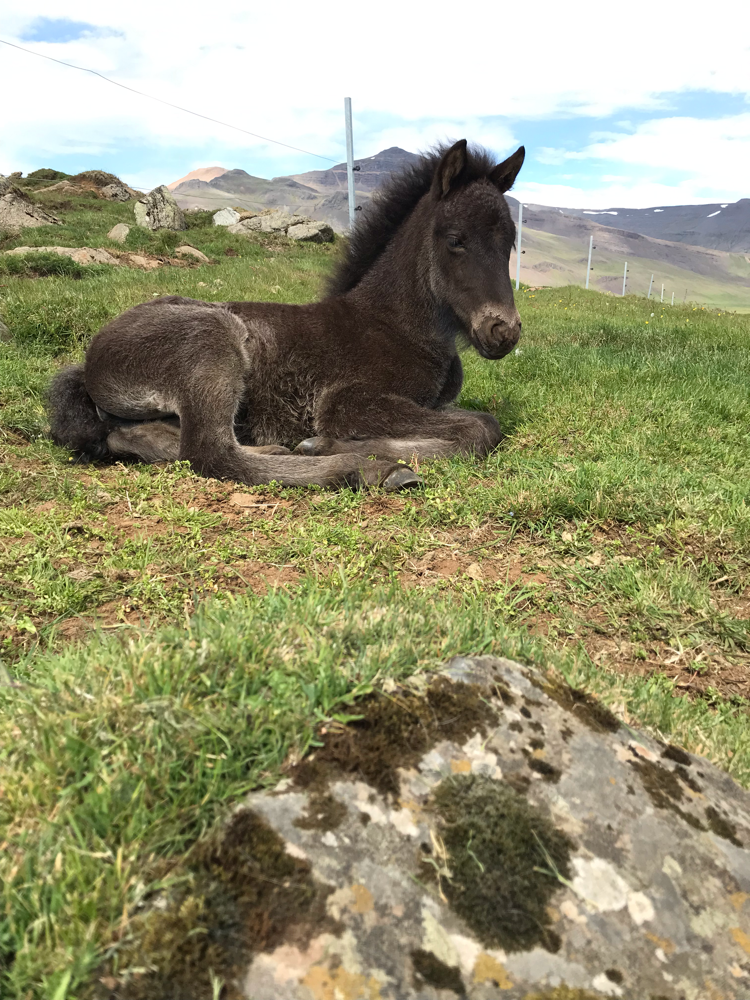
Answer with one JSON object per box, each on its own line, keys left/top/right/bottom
{"left": 294, "top": 436, "right": 335, "bottom": 456}
{"left": 383, "top": 466, "right": 423, "bottom": 492}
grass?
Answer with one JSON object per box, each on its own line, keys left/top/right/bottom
{"left": 512, "top": 225, "right": 750, "bottom": 311}
{"left": 1, "top": 192, "right": 750, "bottom": 996}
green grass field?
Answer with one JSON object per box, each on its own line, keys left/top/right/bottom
{"left": 1, "top": 193, "right": 750, "bottom": 997}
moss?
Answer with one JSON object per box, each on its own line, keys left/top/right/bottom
{"left": 527, "top": 757, "right": 562, "bottom": 783}
{"left": 631, "top": 758, "right": 706, "bottom": 831}
{"left": 541, "top": 677, "right": 620, "bottom": 734}
{"left": 107, "top": 809, "right": 336, "bottom": 999}
{"left": 430, "top": 774, "right": 572, "bottom": 953}
{"left": 661, "top": 742, "right": 692, "bottom": 766}
{"left": 293, "top": 792, "right": 348, "bottom": 831}
{"left": 410, "top": 949, "right": 466, "bottom": 995}
{"left": 675, "top": 764, "right": 702, "bottom": 794}
{"left": 705, "top": 805, "right": 743, "bottom": 846}
{"left": 292, "top": 676, "right": 497, "bottom": 800}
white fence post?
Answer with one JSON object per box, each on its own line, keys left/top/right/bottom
{"left": 671, "top": 291, "right": 675, "bottom": 306}
{"left": 661, "top": 283, "right": 664, "bottom": 303}
{"left": 647, "top": 274, "right": 654, "bottom": 299}
{"left": 622, "top": 261, "right": 628, "bottom": 296}
{"left": 344, "top": 97, "right": 355, "bottom": 230}
{"left": 515, "top": 202, "right": 523, "bottom": 291}
{"left": 585, "top": 234, "right": 593, "bottom": 290}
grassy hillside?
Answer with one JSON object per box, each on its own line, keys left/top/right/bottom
{"left": 511, "top": 225, "right": 750, "bottom": 311}
{"left": 1, "top": 194, "right": 750, "bottom": 997}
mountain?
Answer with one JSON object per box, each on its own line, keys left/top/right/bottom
{"left": 170, "top": 148, "right": 421, "bottom": 230}
{"left": 166, "top": 166, "right": 227, "bottom": 191}
{"left": 289, "top": 146, "right": 422, "bottom": 193}
{"left": 168, "top": 148, "right": 749, "bottom": 307}
{"left": 561, "top": 199, "right": 750, "bottom": 254}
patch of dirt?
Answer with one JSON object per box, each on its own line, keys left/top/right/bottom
{"left": 223, "top": 560, "right": 300, "bottom": 595}
{"left": 401, "top": 547, "right": 552, "bottom": 589}
{"left": 582, "top": 632, "right": 750, "bottom": 702}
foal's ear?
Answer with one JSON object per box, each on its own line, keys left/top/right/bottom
{"left": 490, "top": 146, "right": 525, "bottom": 193}
{"left": 432, "top": 139, "right": 469, "bottom": 198}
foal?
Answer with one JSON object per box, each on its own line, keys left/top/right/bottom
{"left": 49, "top": 139, "right": 524, "bottom": 490}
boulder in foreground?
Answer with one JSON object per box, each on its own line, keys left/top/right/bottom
{"left": 111, "top": 656, "right": 750, "bottom": 999}
{"left": 134, "top": 185, "right": 187, "bottom": 231}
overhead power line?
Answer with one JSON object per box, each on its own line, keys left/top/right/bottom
{"left": 0, "top": 37, "right": 340, "bottom": 163}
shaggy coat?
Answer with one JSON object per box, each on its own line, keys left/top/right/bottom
{"left": 49, "top": 139, "right": 525, "bottom": 490}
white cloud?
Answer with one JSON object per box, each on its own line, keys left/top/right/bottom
{"left": 1, "top": 0, "right": 749, "bottom": 198}
{"left": 517, "top": 113, "right": 750, "bottom": 206}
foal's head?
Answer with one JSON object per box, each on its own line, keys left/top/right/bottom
{"left": 428, "top": 140, "right": 525, "bottom": 359}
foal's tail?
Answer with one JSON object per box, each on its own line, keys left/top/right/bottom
{"left": 48, "top": 364, "right": 113, "bottom": 461}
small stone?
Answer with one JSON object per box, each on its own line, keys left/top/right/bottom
{"left": 0, "top": 317, "right": 11, "bottom": 342}
{"left": 213, "top": 207, "right": 240, "bottom": 227}
{"left": 174, "top": 245, "right": 209, "bottom": 263}
{"left": 107, "top": 223, "right": 130, "bottom": 243}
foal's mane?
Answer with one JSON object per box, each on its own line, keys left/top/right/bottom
{"left": 325, "top": 143, "right": 498, "bottom": 297}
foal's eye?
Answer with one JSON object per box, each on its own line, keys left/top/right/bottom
{"left": 447, "top": 235, "right": 464, "bottom": 250}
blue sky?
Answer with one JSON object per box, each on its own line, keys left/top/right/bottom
{"left": 2, "top": 3, "right": 749, "bottom": 208}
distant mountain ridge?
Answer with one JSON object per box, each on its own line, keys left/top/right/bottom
{"left": 168, "top": 148, "right": 749, "bottom": 306}
{"left": 170, "top": 147, "right": 748, "bottom": 253}
{"left": 562, "top": 199, "right": 750, "bottom": 254}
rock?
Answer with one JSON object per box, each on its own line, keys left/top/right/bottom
{"left": 0, "top": 177, "right": 61, "bottom": 229}
{"left": 99, "top": 182, "right": 132, "bottom": 202}
{"left": 129, "top": 654, "right": 750, "bottom": 999}
{"left": 0, "top": 317, "right": 11, "bottom": 342}
{"left": 121, "top": 254, "right": 161, "bottom": 271}
{"left": 174, "top": 245, "right": 209, "bottom": 263}
{"left": 134, "top": 185, "right": 186, "bottom": 231}
{"left": 227, "top": 218, "right": 263, "bottom": 235}
{"left": 39, "top": 171, "right": 139, "bottom": 201}
{"left": 4, "top": 246, "right": 119, "bottom": 265}
{"left": 257, "top": 211, "right": 300, "bottom": 233}
{"left": 213, "top": 207, "right": 240, "bottom": 227}
{"left": 287, "top": 221, "right": 334, "bottom": 243}
{"left": 107, "top": 223, "right": 131, "bottom": 244}
{"left": 226, "top": 210, "right": 333, "bottom": 242}
{"left": 238, "top": 210, "right": 260, "bottom": 221}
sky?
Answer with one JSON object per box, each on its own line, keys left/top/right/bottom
{"left": 1, "top": 0, "right": 749, "bottom": 209}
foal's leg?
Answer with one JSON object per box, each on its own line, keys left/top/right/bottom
{"left": 86, "top": 306, "right": 419, "bottom": 490}
{"left": 296, "top": 391, "right": 502, "bottom": 462}
{"left": 107, "top": 420, "right": 290, "bottom": 463}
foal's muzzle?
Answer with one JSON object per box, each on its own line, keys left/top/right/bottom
{"left": 473, "top": 313, "right": 522, "bottom": 360}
